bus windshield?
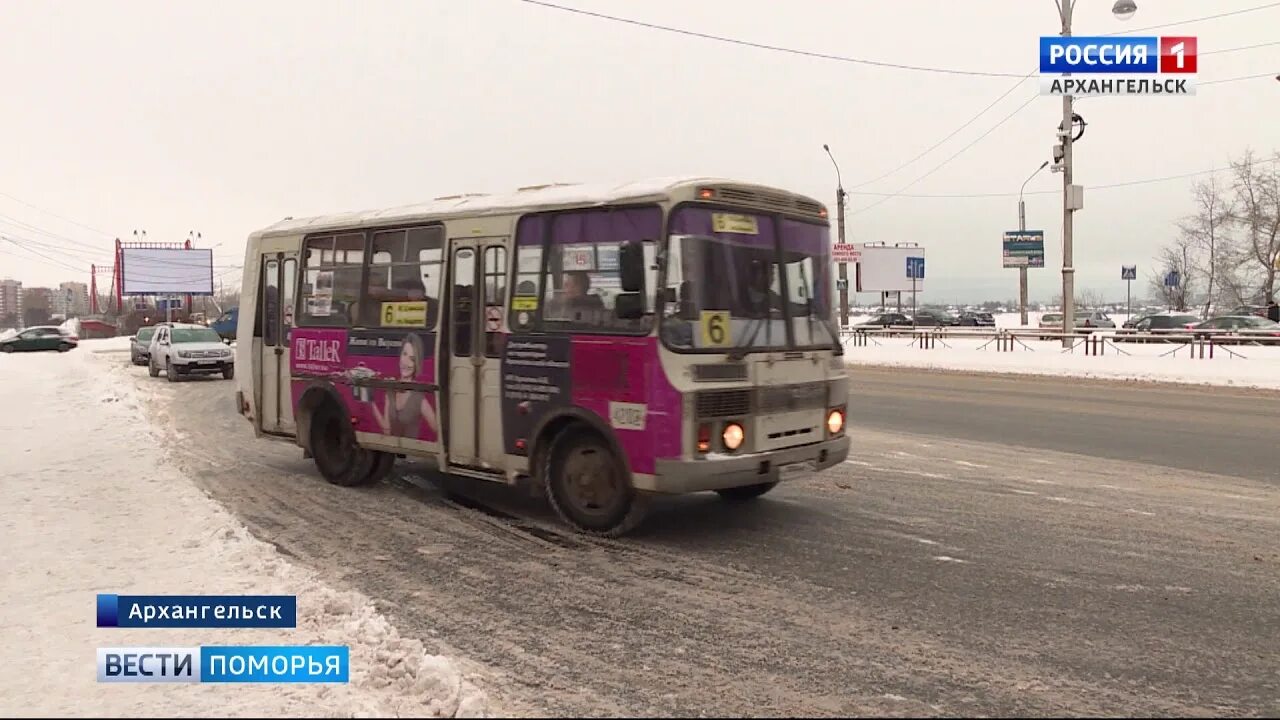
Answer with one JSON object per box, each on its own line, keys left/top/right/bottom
{"left": 660, "top": 207, "right": 837, "bottom": 353}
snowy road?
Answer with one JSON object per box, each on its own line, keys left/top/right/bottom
{"left": 121, "top": 351, "right": 1280, "bottom": 716}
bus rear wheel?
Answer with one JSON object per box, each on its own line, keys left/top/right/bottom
{"left": 310, "top": 403, "right": 375, "bottom": 487}
{"left": 716, "top": 481, "right": 778, "bottom": 501}
{"left": 544, "top": 429, "right": 647, "bottom": 537}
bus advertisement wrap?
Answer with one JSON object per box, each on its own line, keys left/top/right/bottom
{"left": 501, "top": 335, "right": 682, "bottom": 474}
{"left": 291, "top": 328, "right": 440, "bottom": 443}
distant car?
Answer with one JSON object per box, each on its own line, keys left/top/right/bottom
{"left": 1191, "top": 315, "right": 1280, "bottom": 340}
{"left": 148, "top": 322, "right": 235, "bottom": 382}
{"left": 958, "top": 312, "right": 995, "bottom": 327}
{"left": 1229, "top": 305, "right": 1269, "bottom": 318}
{"left": 210, "top": 307, "right": 238, "bottom": 342}
{"left": 130, "top": 326, "right": 159, "bottom": 365}
{"left": 1118, "top": 313, "right": 1200, "bottom": 342}
{"left": 1078, "top": 310, "right": 1116, "bottom": 330}
{"left": 912, "top": 310, "right": 958, "bottom": 326}
{"left": 861, "top": 312, "right": 912, "bottom": 327}
{"left": 0, "top": 326, "right": 78, "bottom": 353}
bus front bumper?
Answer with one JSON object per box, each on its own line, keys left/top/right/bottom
{"left": 642, "top": 435, "right": 850, "bottom": 495}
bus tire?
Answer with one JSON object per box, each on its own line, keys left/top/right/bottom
{"left": 716, "top": 481, "right": 778, "bottom": 501}
{"left": 543, "top": 427, "right": 648, "bottom": 537}
{"left": 309, "top": 402, "right": 374, "bottom": 487}
{"left": 362, "top": 451, "right": 397, "bottom": 485}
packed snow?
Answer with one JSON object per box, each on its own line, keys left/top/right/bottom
{"left": 0, "top": 339, "right": 493, "bottom": 717}
{"left": 841, "top": 329, "right": 1280, "bottom": 390}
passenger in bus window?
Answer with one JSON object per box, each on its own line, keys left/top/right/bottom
{"left": 371, "top": 334, "right": 438, "bottom": 440}
{"left": 547, "top": 270, "right": 605, "bottom": 321}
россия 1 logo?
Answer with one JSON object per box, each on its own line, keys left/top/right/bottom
{"left": 1039, "top": 36, "right": 1196, "bottom": 96}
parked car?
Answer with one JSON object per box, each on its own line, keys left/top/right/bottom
{"left": 148, "top": 323, "right": 235, "bottom": 382}
{"left": 912, "top": 310, "right": 958, "bottom": 326}
{"left": 210, "top": 307, "right": 239, "bottom": 342}
{"left": 0, "top": 326, "right": 78, "bottom": 353}
{"left": 130, "top": 325, "right": 159, "bottom": 365}
{"left": 1229, "top": 305, "right": 1269, "bottom": 318}
{"left": 1119, "top": 312, "right": 1201, "bottom": 341}
{"left": 958, "top": 311, "right": 995, "bottom": 327}
{"left": 861, "top": 312, "right": 913, "bottom": 327}
{"left": 1191, "top": 315, "right": 1280, "bottom": 341}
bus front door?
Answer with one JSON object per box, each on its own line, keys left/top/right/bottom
{"left": 257, "top": 252, "right": 299, "bottom": 436}
{"left": 445, "top": 238, "right": 509, "bottom": 469}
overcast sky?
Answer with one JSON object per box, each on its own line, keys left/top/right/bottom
{"left": 0, "top": 0, "right": 1276, "bottom": 304}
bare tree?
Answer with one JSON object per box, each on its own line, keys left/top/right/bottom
{"left": 1176, "top": 176, "right": 1234, "bottom": 318}
{"left": 1230, "top": 149, "right": 1280, "bottom": 304}
{"left": 1148, "top": 233, "right": 1198, "bottom": 311}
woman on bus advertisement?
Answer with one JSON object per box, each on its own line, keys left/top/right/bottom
{"left": 370, "top": 333, "right": 438, "bottom": 440}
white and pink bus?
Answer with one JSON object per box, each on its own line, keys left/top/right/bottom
{"left": 235, "top": 177, "right": 850, "bottom": 536}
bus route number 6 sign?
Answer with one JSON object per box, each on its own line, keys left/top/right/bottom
{"left": 700, "top": 310, "right": 731, "bottom": 348}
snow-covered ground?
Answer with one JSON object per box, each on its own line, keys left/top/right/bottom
{"left": 843, "top": 333, "right": 1280, "bottom": 390}
{"left": 0, "top": 339, "right": 493, "bottom": 717}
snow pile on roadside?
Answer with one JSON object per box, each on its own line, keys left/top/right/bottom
{"left": 0, "top": 343, "right": 493, "bottom": 718}
{"left": 843, "top": 335, "right": 1280, "bottom": 390}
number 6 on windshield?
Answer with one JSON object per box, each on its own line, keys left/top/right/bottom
{"left": 700, "top": 310, "right": 731, "bottom": 348}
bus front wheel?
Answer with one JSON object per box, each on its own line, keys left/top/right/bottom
{"left": 544, "top": 429, "right": 648, "bottom": 537}
{"left": 310, "top": 403, "right": 375, "bottom": 487}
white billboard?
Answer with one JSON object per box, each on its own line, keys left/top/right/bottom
{"left": 854, "top": 244, "right": 925, "bottom": 293}
{"left": 120, "top": 248, "right": 215, "bottom": 295}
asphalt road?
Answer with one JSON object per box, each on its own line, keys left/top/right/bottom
{"left": 127, "top": 358, "right": 1280, "bottom": 717}
{"left": 850, "top": 366, "right": 1280, "bottom": 484}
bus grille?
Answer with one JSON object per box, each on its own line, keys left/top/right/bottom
{"left": 756, "top": 381, "right": 828, "bottom": 413}
{"left": 695, "top": 389, "right": 752, "bottom": 418}
{"left": 692, "top": 363, "right": 748, "bottom": 382}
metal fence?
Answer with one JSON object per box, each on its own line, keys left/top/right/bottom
{"left": 838, "top": 325, "right": 1280, "bottom": 357}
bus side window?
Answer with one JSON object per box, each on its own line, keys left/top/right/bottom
{"left": 510, "top": 215, "right": 545, "bottom": 332}
{"left": 359, "top": 225, "right": 443, "bottom": 329}
{"left": 483, "top": 245, "right": 507, "bottom": 357}
{"left": 299, "top": 233, "right": 364, "bottom": 327}
{"left": 452, "top": 248, "right": 476, "bottom": 357}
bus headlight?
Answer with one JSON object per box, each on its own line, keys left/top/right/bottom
{"left": 722, "top": 422, "right": 745, "bottom": 451}
{"left": 826, "top": 408, "right": 845, "bottom": 436}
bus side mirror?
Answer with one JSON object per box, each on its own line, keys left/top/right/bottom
{"left": 615, "top": 292, "right": 644, "bottom": 320}
{"left": 619, "top": 240, "right": 645, "bottom": 293}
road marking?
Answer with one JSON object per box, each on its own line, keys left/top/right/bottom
{"left": 933, "top": 556, "right": 970, "bottom": 564}
{"left": 953, "top": 460, "right": 990, "bottom": 469}
{"left": 1010, "top": 489, "right": 1039, "bottom": 496}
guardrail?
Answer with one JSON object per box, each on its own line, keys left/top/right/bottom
{"left": 838, "top": 325, "right": 1280, "bottom": 357}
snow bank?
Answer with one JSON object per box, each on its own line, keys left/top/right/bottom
{"left": 843, "top": 334, "right": 1280, "bottom": 390}
{"left": 0, "top": 342, "right": 493, "bottom": 717}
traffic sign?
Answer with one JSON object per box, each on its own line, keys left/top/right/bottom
{"left": 906, "top": 256, "right": 925, "bottom": 280}
{"left": 1121, "top": 265, "right": 1137, "bottom": 280}
{"left": 1164, "top": 270, "right": 1181, "bottom": 288}
{"left": 835, "top": 278, "right": 849, "bottom": 292}
{"left": 831, "top": 243, "right": 861, "bottom": 264}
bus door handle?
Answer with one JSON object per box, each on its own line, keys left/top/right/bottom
{"left": 274, "top": 347, "right": 284, "bottom": 356}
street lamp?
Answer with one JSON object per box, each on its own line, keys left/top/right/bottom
{"left": 1054, "top": 0, "right": 1137, "bottom": 347}
{"left": 1017, "top": 160, "right": 1049, "bottom": 327}
{"left": 823, "top": 144, "right": 850, "bottom": 327}
{"left": 1111, "top": 0, "right": 1138, "bottom": 21}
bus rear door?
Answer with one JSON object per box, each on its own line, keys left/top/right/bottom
{"left": 444, "top": 237, "right": 509, "bottom": 469}
{"left": 256, "top": 250, "right": 299, "bottom": 436}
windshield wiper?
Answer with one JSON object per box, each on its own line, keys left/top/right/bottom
{"left": 726, "top": 312, "right": 766, "bottom": 361}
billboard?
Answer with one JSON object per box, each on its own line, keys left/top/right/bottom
{"left": 855, "top": 244, "right": 925, "bottom": 293}
{"left": 120, "top": 248, "right": 214, "bottom": 296}
{"left": 1003, "top": 231, "right": 1045, "bottom": 268}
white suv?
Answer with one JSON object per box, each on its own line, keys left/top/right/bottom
{"left": 149, "top": 323, "right": 235, "bottom": 382}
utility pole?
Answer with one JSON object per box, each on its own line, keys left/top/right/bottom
{"left": 1058, "top": 0, "right": 1076, "bottom": 348}
{"left": 824, "top": 144, "right": 850, "bottom": 327}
